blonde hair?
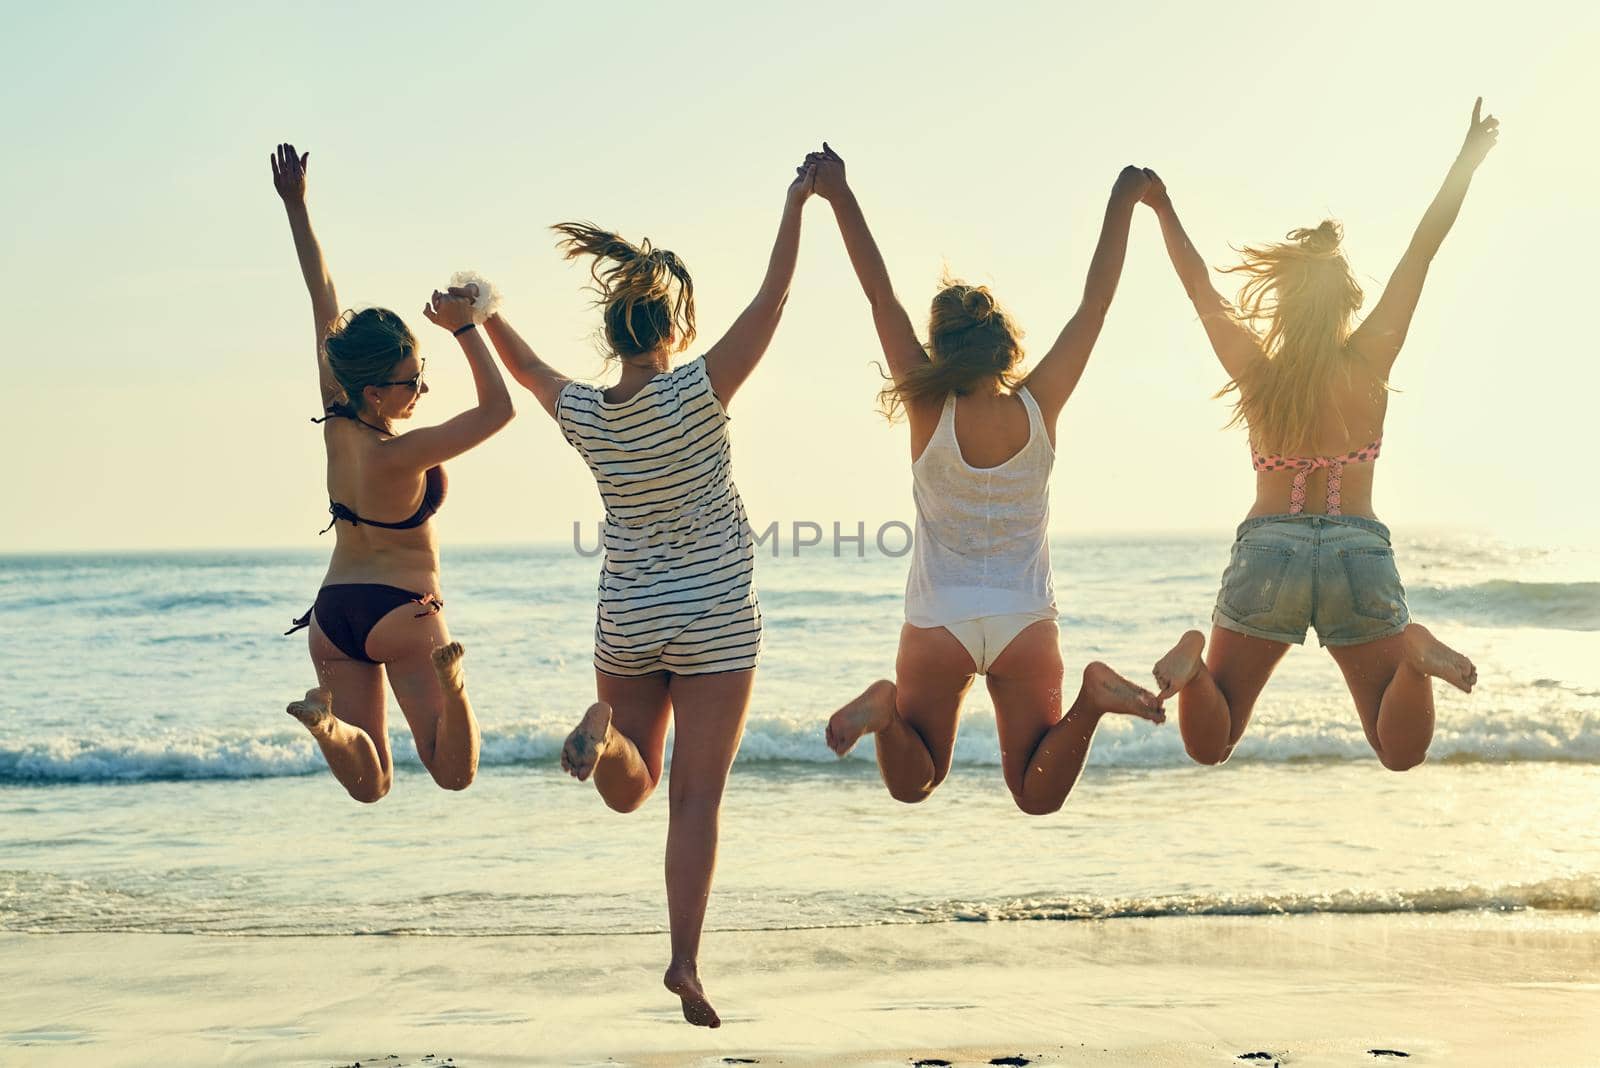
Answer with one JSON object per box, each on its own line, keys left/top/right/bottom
{"left": 879, "top": 275, "right": 1025, "bottom": 420}
{"left": 552, "top": 222, "right": 695, "bottom": 362}
{"left": 1216, "top": 220, "right": 1382, "bottom": 454}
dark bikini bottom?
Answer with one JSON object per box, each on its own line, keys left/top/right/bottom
{"left": 285, "top": 584, "right": 443, "bottom": 663}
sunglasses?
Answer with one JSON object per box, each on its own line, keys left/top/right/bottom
{"left": 376, "top": 357, "right": 426, "bottom": 392}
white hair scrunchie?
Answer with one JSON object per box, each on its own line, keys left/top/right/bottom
{"left": 449, "top": 271, "right": 503, "bottom": 324}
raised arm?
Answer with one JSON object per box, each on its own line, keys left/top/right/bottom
{"left": 271, "top": 143, "right": 342, "bottom": 404}
{"left": 1023, "top": 166, "right": 1148, "bottom": 422}
{"left": 701, "top": 154, "right": 816, "bottom": 405}
{"left": 480, "top": 309, "right": 572, "bottom": 420}
{"left": 810, "top": 144, "right": 928, "bottom": 384}
{"left": 1142, "top": 169, "right": 1264, "bottom": 382}
{"left": 375, "top": 294, "right": 515, "bottom": 471}
{"left": 1350, "top": 98, "right": 1500, "bottom": 374}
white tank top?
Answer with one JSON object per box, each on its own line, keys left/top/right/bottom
{"left": 904, "top": 387, "right": 1057, "bottom": 627}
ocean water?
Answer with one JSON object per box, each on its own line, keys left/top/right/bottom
{"left": 1, "top": 534, "right": 1596, "bottom": 938}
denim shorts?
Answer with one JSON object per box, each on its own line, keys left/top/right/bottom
{"left": 1211, "top": 514, "right": 1410, "bottom": 647}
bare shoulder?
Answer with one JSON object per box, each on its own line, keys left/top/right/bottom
{"left": 1345, "top": 317, "right": 1399, "bottom": 366}
{"left": 904, "top": 394, "right": 944, "bottom": 453}
{"left": 1341, "top": 342, "right": 1392, "bottom": 390}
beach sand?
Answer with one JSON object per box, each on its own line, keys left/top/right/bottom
{"left": 3, "top": 913, "right": 1597, "bottom": 1066}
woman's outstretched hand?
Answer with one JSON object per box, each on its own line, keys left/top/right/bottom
{"left": 807, "top": 142, "right": 848, "bottom": 202}
{"left": 1459, "top": 97, "right": 1500, "bottom": 169}
{"left": 1139, "top": 167, "right": 1169, "bottom": 211}
{"left": 788, "top": 156, "right": 817, "bottom": 203}
{"left": 421, "top": 289, "right": 475, "bottom": 333}
{"left": 1112, "top": 164, "right": 1152, "bottom": 205}
{"left": 270, "top": 143, "right": 309, "bottom": 203}
{"left": 443, "top": 283, "right": 490, "bottom": 321}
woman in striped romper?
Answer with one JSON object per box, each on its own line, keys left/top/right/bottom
{"left": 476, "top": 154, "right": 817, "bottom": 1028}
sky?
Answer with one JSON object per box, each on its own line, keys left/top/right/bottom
{"left": 2, "top": 0, "right": 1597, "bottom": 552}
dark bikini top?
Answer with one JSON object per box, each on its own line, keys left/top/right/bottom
{"left": 314, "top": 404, "right": 447, "bottom": 534}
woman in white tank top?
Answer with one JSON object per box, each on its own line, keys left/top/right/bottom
{"left": 810, "top": 145, "right": 1166, "bottom": 815}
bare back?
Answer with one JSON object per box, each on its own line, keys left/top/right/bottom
{"left": 1244, "top": 348, "right": 1389, "bottom": 520}
{"left": 322, "top": 420, "right": 441, "bottom": 593}
{"left": 909, "top": 387, "right": 1054, "bottom": 468}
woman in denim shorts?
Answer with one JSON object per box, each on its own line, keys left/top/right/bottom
{"left": 1137, "top": 100, "right": 1497, "bottom": 770}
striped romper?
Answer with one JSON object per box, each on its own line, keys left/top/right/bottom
{"left": 557, "top": 355, "right": 763, "bottom": 677}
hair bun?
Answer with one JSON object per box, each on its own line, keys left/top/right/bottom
{"left": 962, "top": 287, "right": 996, "bottom": 322}
{"left": 1289, "top": 220, "right": 1343, "bottom": 255}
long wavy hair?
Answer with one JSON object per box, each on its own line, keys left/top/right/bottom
{"left": 1216, "top": 220, "right": 1384, "bottom": 454}
{"left": 552, "top": 222, "right": 695, "bottom": 363}
{"left": 879, "top": 275, "right": 1025, "bottom": 420}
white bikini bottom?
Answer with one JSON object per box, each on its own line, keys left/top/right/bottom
{"left": 940, "top": 610, "right": 1058, "bottom": 675}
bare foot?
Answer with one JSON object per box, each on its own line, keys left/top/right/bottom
{"left": 664, "top": 962, "right": 721, "bottom": 1028}
{"left": 432, "top": 641, "right": 466, "bottom": 693}
{"left": 286, "top": 687, "right": 335, "bottom": 737}
{"left": 561, "top": 702, "right": 612, "bottom": 782}
{"left": 1152, "top": 630, "right": 1205, "bottom": 701}
{"left": 1083, "top": 661, "right": 1166, "bottom": 723}
{"left": 826, "top": 679, "right": 897, "bottom": 757}
{"left": 1402, "top": 623, "right": 1477, "bottom": 693}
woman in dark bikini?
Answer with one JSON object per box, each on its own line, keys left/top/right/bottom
{"left": 272, "top": 142, "right": 514, "bottom": 802}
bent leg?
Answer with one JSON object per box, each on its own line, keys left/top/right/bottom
{"left": 368, "top": 606, "right": 478, "bottom": 791}
{"left": 989, "top": 623, "right": 1163, "bottom": 816}
{"left": 1328, "top": 623, "right": 1475, "bottom": 771}
{"left": 294, "top": 620, "right": 392, "bottom": 803}
{"left": 567, "top": 670, "right": 672, "bottom": 813}
{"left": 660, "top": 668, "right": 756, "bottom": 1029}
{"left": 826, "top": 624, "right": 975, "bottom": 804}
{"left": 1153, "top": 626, "right": 1290, "bottom": 765}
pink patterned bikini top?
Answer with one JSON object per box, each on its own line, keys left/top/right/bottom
{"left": 1252, "top": 437, "right": 1382, "bottom": 516}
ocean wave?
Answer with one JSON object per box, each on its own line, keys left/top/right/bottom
{"left": 4, "top": 708, "right": 1599, "bottom": 784}
{"left": 0, "top": 735, "right": 327, "bottom": 783}
{"left": 756, "top": 588, "right": 903, "bottom": 608}
{"left": 897, "top": 876, "right": 1600, "bottom": 923}
{"left": 1410, "top": 580, "right": 1600, "bottom": 631}
{"left": 3, "top": 872, "right": 1594, "bottom": 936}
{"left": 1, "top": 588, "right": 281, "bottom": 614}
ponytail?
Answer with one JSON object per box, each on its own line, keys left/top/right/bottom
{"left": 553, "top": 221, "right": 696, "bottom": 361}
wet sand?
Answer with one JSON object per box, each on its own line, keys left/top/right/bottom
{"left": 3, "top": 913, "right": 1597, "bottom": 1066}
